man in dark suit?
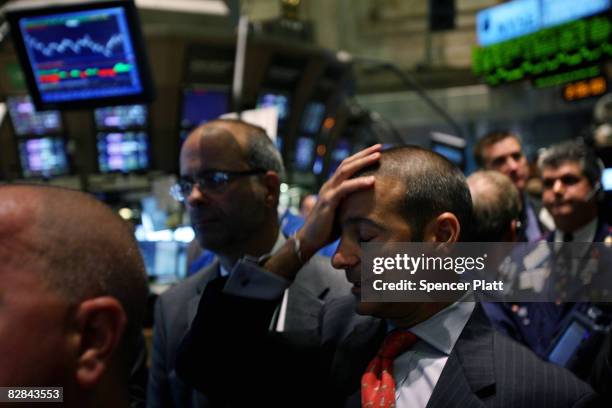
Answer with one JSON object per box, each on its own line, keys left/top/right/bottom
{"left": 484, "top": 141, "right": 611, "bottom": 375}
{"left": 176, "top": 145, "right": 599, "bottom": 407}
{"left": 147, "top": 119, "right": 348, "bottom": 407}
{"left": 474, "top": 130, "right": 546, "bottom": 242}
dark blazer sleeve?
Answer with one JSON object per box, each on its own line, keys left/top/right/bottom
{"left": 175, "top": 278, "right": 332, "bottom": 407}
{"left": 147, "top": 295, "right": 173, "bottom": 408}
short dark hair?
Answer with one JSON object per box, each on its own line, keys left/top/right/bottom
{"left": 467, "top": 170, "right": 521, "bottom": 242}
{"left": 473, "top": 130, "right": 521, "bottom": 167}
{"left": 356, "top": 146, "right": 473, "bottom": 241}
{"left": 537, "top": 140, "right": 602, "bottom": 187}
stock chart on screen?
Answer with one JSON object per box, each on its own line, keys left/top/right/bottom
{"left": 19, "top": 7, "right": 144, "bottom": 104}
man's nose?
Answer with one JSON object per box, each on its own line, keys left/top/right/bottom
{"left": 186, "top": 185, "right": 211, "bottom": 206}
{"left": 331, "top": 238, "right": 360, "bottom": 270}
{"left": 552, "top": 179, "right": 565, "bottom": 194}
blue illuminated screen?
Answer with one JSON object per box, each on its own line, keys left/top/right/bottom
{"left": 257, "top": 92, "right": 291, "bottom": 122}
{"left": 301, "top": 102, "right": 326, "bottom": 135}
{"left": 19, "top": 7, "right": 144, "bottom": 103}
{"left": 432, "top": 143, "right": 464, "bottom": 166}
{"left": 295, "top": 137, "right": 316, "bottom": 171}
{"left": 181, "top": 88, "right": 229, "bottom": 129}
{"left": 328, "top": 139, "right": 352, "bottom": 175}
{"left": 138, "top": 241, "right": 187, "bottom": 281}
{"left": 603, "top": 168, "right": 612, "bottom": 191}
{"left": 7, "top": 95, "right": 62, "bottom": 136}
{"left": 476, "top": 0, "right": 611, "bottom": 46}
{"left": 18, "top": 136, "right": 69, "bottom": 178}
{"left": 97, "top": 131, "right": 149, "bottom": 173}
{"left": 95, "top": 104, "right": 147, "bottom": 129}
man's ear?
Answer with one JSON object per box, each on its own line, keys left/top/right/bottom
{"left": 262, "top": 171, "right": 281, "bottom": 208}
{"left": 73, "top": 297, "right": 127, "bottom": 389}
{"left": 421, "top": 212, "right": 461, "bottom": 243}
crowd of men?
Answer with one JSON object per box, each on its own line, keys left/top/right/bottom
{"left": 2, "top": 118, "right": 610, "bottom": 407}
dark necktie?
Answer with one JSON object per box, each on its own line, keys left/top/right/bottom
{"left": 361, "top": 331, "right": 418, "bottom": 408}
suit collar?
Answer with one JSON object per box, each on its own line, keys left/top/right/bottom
{"left": 336, "top": 305, "right": 495, "bottom": 407}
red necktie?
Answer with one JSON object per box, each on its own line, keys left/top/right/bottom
{"left": 361, "top": 331, "right": 418, "bottom": 408}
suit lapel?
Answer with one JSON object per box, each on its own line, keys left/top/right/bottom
{"left": 331, "top": 317, "right": 387, "bottom": 397}
{"left": 187, "top": 261, "right": 221, "bottom": 328}
{"left": 426, "top": 306, "right": 494, "bottom": 408}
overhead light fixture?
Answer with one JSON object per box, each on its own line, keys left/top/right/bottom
{"left": 134, "top": 0, "right": 229, "bottom": 16}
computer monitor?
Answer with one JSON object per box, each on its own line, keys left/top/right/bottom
{"left": 97, "top": 131, "right": 149, "bottom": 173}
{"left": 603, "top": 168, "right": 612, "bottom": 191}
{"left": 328, "top": 139, "right": 352, "bottom": 176}
{"left": 180, "top": 87, "right": 230, "bottom": 130}
{"left": 256, "top": 91, "right": 291, "bottom": 122}
{"left": 94, "top": 104, "right": 147, "bottom": 129}
{"left": 7, "top": 95, "right": 63, "bottom": 136}
{"left": 18, "top": 136, "right": 70, "bottom": 178}
{"left": 138, "top": 240, "right": 187, "bottom": 281}
{"left": 300, "top": 101, "right": 326, "bottom": 135}
{"left": 6, "top": 0, "right": 154, "bottom": 110}
{"left": 294, "top": 136, "right": 316, "bottom": 171}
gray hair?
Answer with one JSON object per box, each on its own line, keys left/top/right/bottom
{"left": 537, "top": 140, "right": 602, "bottom": 187}
{"left": 467, "top": 170, "right": 522, "bottom": 242}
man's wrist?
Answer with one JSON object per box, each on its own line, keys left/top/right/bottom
{"left": 294, "top": 229, "right": 318, "bottom": 261}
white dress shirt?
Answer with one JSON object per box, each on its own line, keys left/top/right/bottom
{"left": 392, "top": 295, "right": 475, "bottom": 408}
{"left": 553, "top": 217, "right": 598, "bottom": 243}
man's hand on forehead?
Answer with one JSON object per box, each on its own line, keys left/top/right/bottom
{"left": 296, "top": 144, "right": 382, "bottom": 259}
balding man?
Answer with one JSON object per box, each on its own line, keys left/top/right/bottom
{"left": 148, "top": 119, "right": 348, "bottom": 407}
{"left": 0, "top": 185, "right": 148, "bottom": 408}
{"left": 467, "top": 170, "right": 522, "bottom": 242}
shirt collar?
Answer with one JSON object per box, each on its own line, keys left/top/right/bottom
{"left": 554, "top": 217, "right": 598, "bottom": 243}
{"left": 219, "top": 230, "right": 285, "bottom": 277}
{"left": 390, "top": 292, "right": 475, "bottom": 356}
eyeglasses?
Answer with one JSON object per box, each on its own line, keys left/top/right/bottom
{"left": 170, "top": 168, "right": 266, "bottom": 201}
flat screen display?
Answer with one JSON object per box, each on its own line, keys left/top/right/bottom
{"left": 300, "top": 101, "right": 326, "bottom": 135}
{"left": 257, "top": 92, "right": 291, "bottom": 122}
{"left": 7, "top": 0, "right": 154, "bottom": 109}
{"left": 602, "top": 168, "right": 612, "bottom": 191}
{"left": 294, "top": 136, "right": 316, "bottom": 171}
{"left": 7, "top": 95, "right": 63, "bottom": 136}
{"left": 328, "top": 139, "right": 352, "bottom": 176}
{"left": 18, "top": 136, "right": 69, "bottom": 178}
{"left": 97, "top": 131, "right": 149, "bottom": 173}
{"left": 180, "top": 88, "right": 229, "bottom": 129}
{"left": 95, "top": 104, "right": 147, "bottom": 129}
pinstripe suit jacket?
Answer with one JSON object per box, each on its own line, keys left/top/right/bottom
{"left": 320, "top": 297, "right": 599, "bottom": 408}
{"left": 177, "top": 282, "right": 599, "bottom": 408}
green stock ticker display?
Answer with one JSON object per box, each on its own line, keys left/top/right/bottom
{"left": 472, "top": 15, "right": 612, "bottom": 87}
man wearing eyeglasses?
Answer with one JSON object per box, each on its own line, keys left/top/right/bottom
{"left": 147, "top": 119, "right": 349, "bottom": 408}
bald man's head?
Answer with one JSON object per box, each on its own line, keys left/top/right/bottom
{"left": 467, "top": 170, "right": 522, "bottom": 242}
{"left": 0, "top": 185, "right": 147, "bottom": 390}
{"left": 182, "top": 119, "right": 285, "bottom": 178}
{"left": 0, "top": 185, "right": 147, "bottom": 318}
